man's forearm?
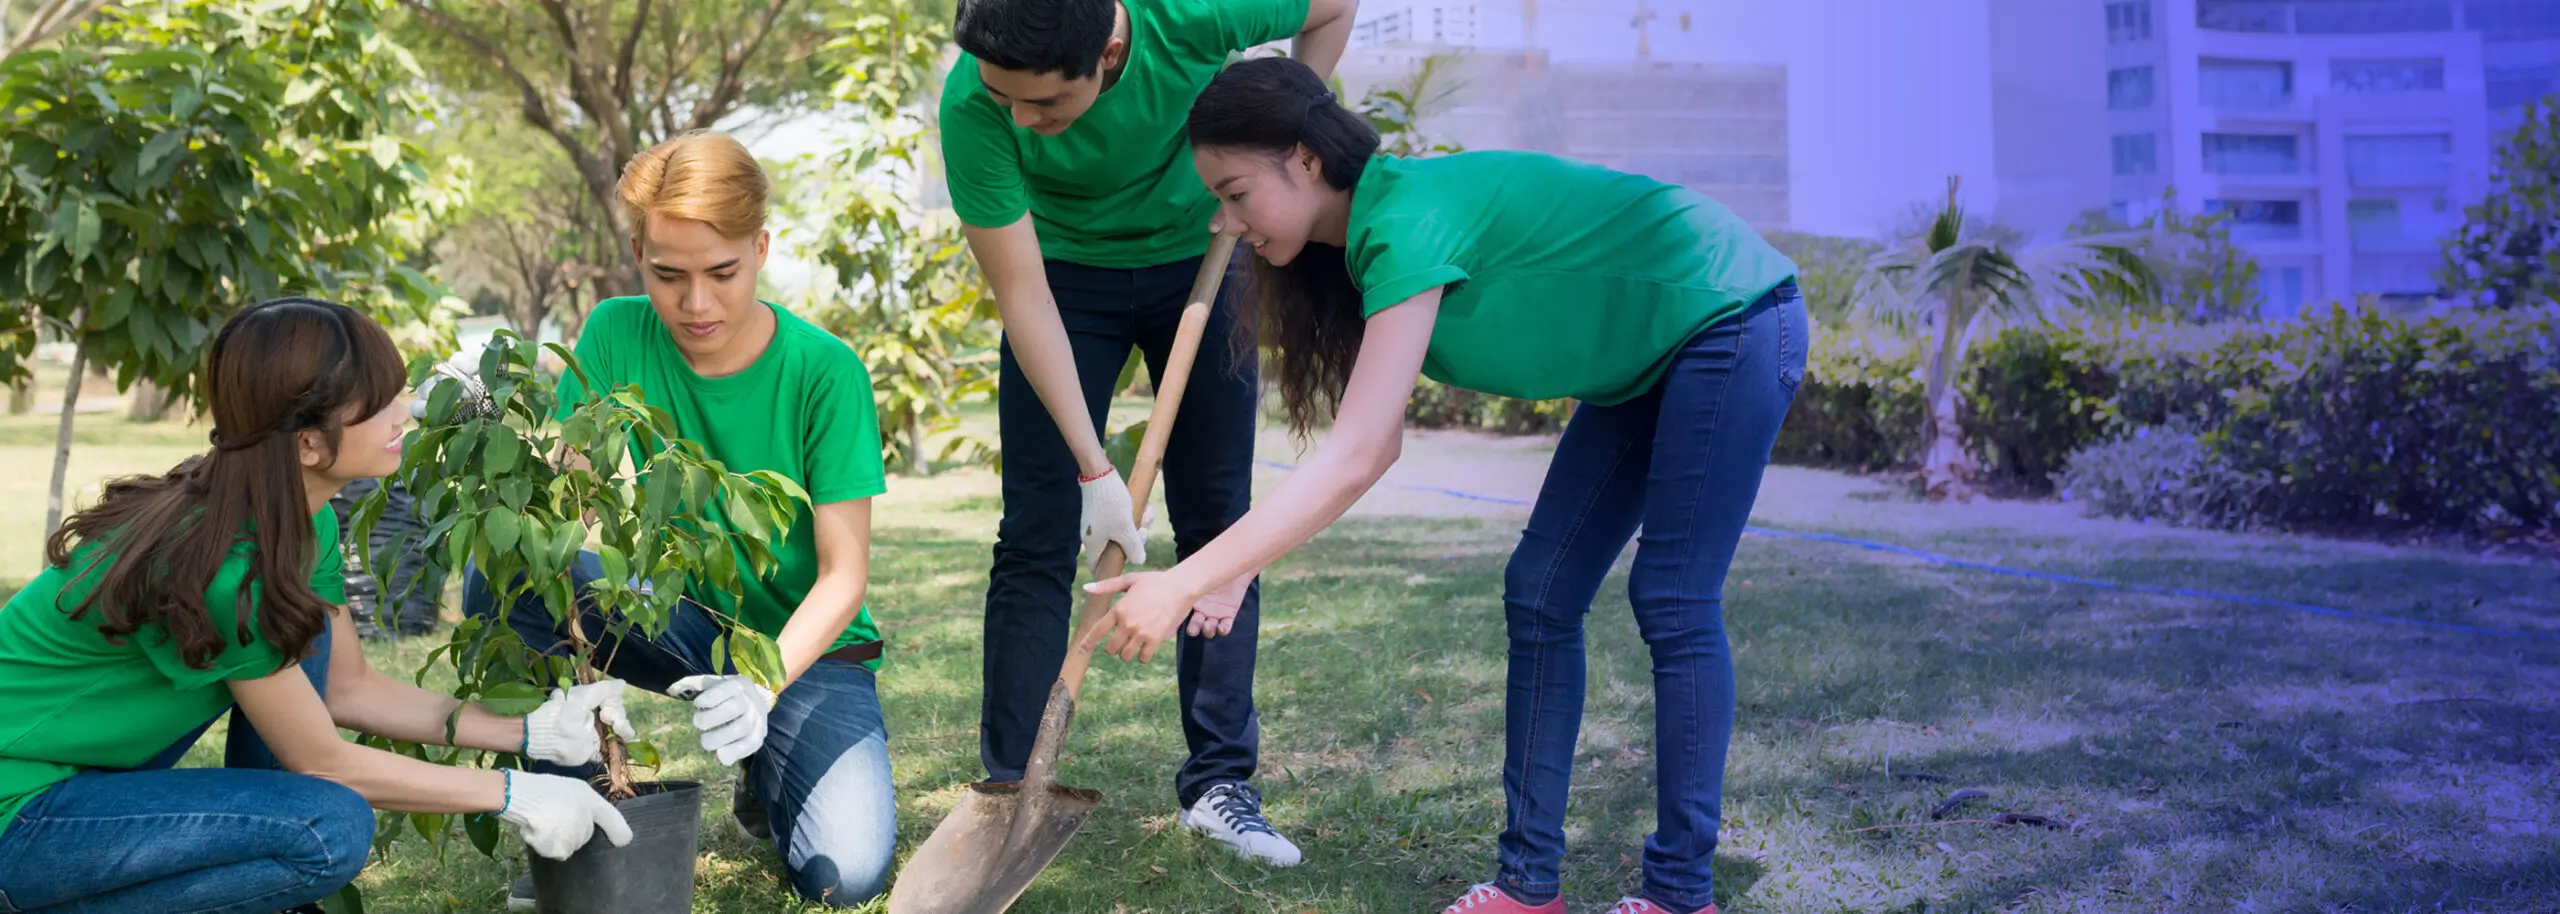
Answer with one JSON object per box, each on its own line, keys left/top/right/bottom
{"left": 774, "top": 575, "right": 868, "bottom": 686}
{"left": 996, "top": 291, "right": 1114, "bottom": 479}
{"left": 1295, "top": 8, "right": 1354, "bottom": 79}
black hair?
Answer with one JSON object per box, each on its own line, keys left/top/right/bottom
{"left": 1185, "top": 56, "right": 1384, "bottom": 438}
{"left": 954, "top": 0, "right": 1118, "bottom": 79}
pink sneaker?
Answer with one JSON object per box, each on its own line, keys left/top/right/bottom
{"left": 1608, "top": 898, "right": 1719, "bottom": 914}
{"left": 1442, "top": 883, "right": 1564, "bottom": 913}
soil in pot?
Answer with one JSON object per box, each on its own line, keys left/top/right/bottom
{"left": 526, "top": 780, "right": 705, "bottom": 914}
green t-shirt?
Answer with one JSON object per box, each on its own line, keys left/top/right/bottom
{"left": 558, "top": 297, "right": 887, "bottom": 658}
{"left": 940, "top": 0, "right": 1309, "bottom": 269}
{"left": 0, "top": 508, "right": 346, "bottom": 837}
{"left": 1346, "top": 151, "right": 1800, "bottom": 406}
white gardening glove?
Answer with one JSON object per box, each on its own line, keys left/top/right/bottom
{"left": 520, "top": 679, "right": 636, "bottom": 766}
{"left": 1079, "top": 468, "right": 1148, "bottom": 566}
{"left": 668, "top": 674, "right": 775, "bottom": 766}
{"left": 498, "top": 770, "right": 633, "bottom": 861}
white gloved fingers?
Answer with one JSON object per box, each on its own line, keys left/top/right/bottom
{"left": 504, "top": 772, "right": 631, "bottom": 860}
{"left": 692, "top": 700, "right": 747, "bottom": 733}
{"left": 667, "top": 674, "right": 721, "bottom": 702}
{"left": 595, "top": 689, "right": 635, "bottom": 741}
{"left": 591, "top": 793, "right": 633, "bottom": 848}
{"left": 712, "top": 719, "right": 766, "bottom": 766}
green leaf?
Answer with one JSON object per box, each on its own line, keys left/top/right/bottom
{"left": 484, "top": 428, "right": 524, "bottom": 475}
{"left": 369, "top": 135, "right": 401, "bottom": 170}
{"left": 284, "top": 77, "right": 327, "bottom": 107}
{"left": 323, "top": 882, "right": 367, "bottom": 914}
{"left": 598, "top": 545, "right": 630, "bottom": 587}
{"left": 626, "top": 739, "right": 662, "bottom": 769}
{"left": 138, "top": 129, "right": 186, "bottom": 175}
{"left": 684, "top": 464, "right": 713, "bottom": 514}
{"left": 464, "top": 812, "right": 501, "bottom": 858}
{"left": 67, "top": 200, "right": 100, "bottom": 261}
{"left": 480, "top": 681, "right": 547, "bottom": 715}
{"left": 426, "top": 376, "right": 461, "bottom": 424}
{"left": 482, "top": 510, "right": 522, "bottom": 554}
{"left": 501, "top": 478, "right": 533, "bottom": 514}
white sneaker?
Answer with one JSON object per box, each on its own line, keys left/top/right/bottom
{"left": 1179, "top": 782, "right": 1301, "bottom": 867}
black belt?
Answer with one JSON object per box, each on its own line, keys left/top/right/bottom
{"left": 821, "top": 639, "right": 885, "bottom": 665}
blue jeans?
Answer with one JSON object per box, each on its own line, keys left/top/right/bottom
{"left": 0, "top": 633, "right": 373, "bottom": 914}
{"left": 464, "top": 553, "right": 897, "bottom": 907}
{"left": 985, "top": 253, "right": 1265, "bottom": 808}
{"left": 1493, "top": 284, "right": 1807, "bottom": 910}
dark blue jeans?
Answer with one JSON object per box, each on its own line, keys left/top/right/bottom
{"left": 464, "top": 555, "right": 896, "bottom": 907}
{"left": 984, "top": 253, "right": 1265, "bottom": 808}
{"left": 1493, "top": 284, "right": 1807, "bottom": 910}
{"left": 0, "top": 632, "right": 372, "bottom": 914}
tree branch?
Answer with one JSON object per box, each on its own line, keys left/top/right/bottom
{"left": 5, "top": 0, "right": 114, "bottom": 58}
{"left": 614, "top": 0, "right": 650, "bottom": 103}
{"left": 683, "top": 0, "right": 793, "bottom": 132}
{"left": 399, "top": 1, "right": 622, "bottom": 236}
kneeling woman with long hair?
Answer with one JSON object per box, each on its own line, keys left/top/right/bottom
{"left": 1083, "top": 58, "right": 1808, "bottom": 914}
{"left": 0, "top": 298, "right": 633, "bottom": 914}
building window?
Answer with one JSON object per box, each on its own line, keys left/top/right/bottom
{"left": 2201, "top": 59, "right": 2294, "bottom": 108}
{"left": 2203, "top": 133, "right": 2303, "bottom": 174}
{"left": 2488, "top": 65, "right": 2560, "bottom": 110}
{"left": 2345, "top": 134, "right": 2453, "bottom": 186}
{"left": 2109, "top": 66, "right": 2156, "bottom": 109}
{"left": 2108, "top": 1, "right": 2153, "bottom": 43}
{"left": 2331, "top": 58, "right": 2445, "bottom": 93}
{"left": 2352, "top": 256, "right": 2440, "bottom": 296}
{"left": 2113, "top": 134, "right": 2158, "bottom": 176}
{"left": 2267, "top": 266, "right": 2306, "bottom": 319}
{"left": 2348, "top": 199, "right": 2403, "bottom": 250}
{"left": 2207, "top": 199, "right": 2304, "bottom": 242}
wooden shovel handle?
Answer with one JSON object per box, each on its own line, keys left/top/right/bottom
{"left": 1055, "top": 231, "right": 1240, "bottom": 702}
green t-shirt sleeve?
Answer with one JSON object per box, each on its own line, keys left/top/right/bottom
{"left": 1353, "top": 217, "right": 1472, "bottom": 317}
{"left": 552, "top": 307, "right": 615, "bottom": 422}
{"left": 804, "top": 347, "right": 889, "bottom": 504}
{"left": 940, "top": 63, "right": 1031, "bottom": 230}
{"left": 309, "top": 508, "right": 347, "bottom": 605}
{"left": 1204, "top": 0, "right": 1311, "bottom": 52}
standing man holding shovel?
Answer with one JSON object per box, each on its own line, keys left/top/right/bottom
{"left": 940, "top": 0, "right": 1357, "bottom": 867}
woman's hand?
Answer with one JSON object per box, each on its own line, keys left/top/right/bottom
{"left": 1081, "top": 572, "right": 1203, "bottom": 663}
{"left": 1186, "top": 574, "right": 1251, "bottom": 638}
{"left": 521, "top": 679, "right": 635, "bottom": 766}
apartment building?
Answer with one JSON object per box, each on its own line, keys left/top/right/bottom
{"left": 2106, "top": 0, "right": 2556, "bottom": 315}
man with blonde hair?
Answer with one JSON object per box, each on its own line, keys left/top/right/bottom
{"left": 466, "top": 131, "right": 897, "bottom": 908}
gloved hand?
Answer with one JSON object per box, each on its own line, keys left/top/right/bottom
{"left": 499, "top": 770, "right": 633, "bottom": 860}
{"left": 668, "top": 674, "right": 775, "bottom": 766}
{"left": 1079, "top": 468, "right": 1148, "bottom": 566}
{"left": 1185, "top": 574, "right": 1252, "bottom": 639}
{"left": 520, "top": 679, "right": 636, "bottom": 767}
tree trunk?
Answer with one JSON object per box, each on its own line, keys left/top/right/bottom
{"left": 1919, "top": 297, "right": 1976, "bottom": 502}
{"left": 44, "top": 338, "right": 87, "bottom": 539}
{"left": 904, "top": 413, "right": 927, "bottom": 476}
{"left": 126, "top": 379, "right": 175, "bottom": 422}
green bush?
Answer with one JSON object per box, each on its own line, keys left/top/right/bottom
{"left": 2057, "top": 422, "right": 2270, "bottom": 529}
{"left": 1784, "top": 304, "right": 2560, "bottom": 539}
{"left": 1771, "top": 322, "right": 1925, "bottom": 471}
{"left": 1404, "top": 376, "right": 1572, "bottom": 436}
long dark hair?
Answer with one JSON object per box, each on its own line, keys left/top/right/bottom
{"left": 46, "top": 297, "right": 406, "bottom": 671}
{"left": 1187, "top": 56, "right": 1382, "bottom": 437}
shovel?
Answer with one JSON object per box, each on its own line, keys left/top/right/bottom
{"left": 889, "top": 233, "right": 1242, "bottom": 914}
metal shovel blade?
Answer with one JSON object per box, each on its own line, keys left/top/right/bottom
{"left": 884, "top": 778, "right": 1103, "bottom": 914}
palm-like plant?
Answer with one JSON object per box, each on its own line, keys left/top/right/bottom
{"left": 1854, "top": 176, "right": 2156, "bottom": 499}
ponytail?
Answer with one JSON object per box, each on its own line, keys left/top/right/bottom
{"left": 1187, "top": 56, "right": 1383, "bottom": 437}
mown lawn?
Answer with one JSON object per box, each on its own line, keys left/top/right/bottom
{"left": 13, "top": 413, "right": 2558, "bottom": 912}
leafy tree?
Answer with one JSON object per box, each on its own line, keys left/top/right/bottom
{"left": 0, "top": 0, "right": 113, "bottom": 58}
{"left": 2071, "top": 188, "right": 2262, "bottom": 324}
{"left": 1854, "top": 176, "right": 2154, "bottom": 500}
{"left": 0, "top": 0, "right": 444, "bottom": 536}
{"left": 425, "top": 119, "right": 622, "bottom": 345}
{"left": 788, "top": 0, "right": 997, "bottom": 475}
{"left": 1352, "top": 51, "right": 1469, "bottom": 157}
{"left": 2441, "top": 95, "right": 2560, "bottom": 310}
{"left": 393, "top": 0, "right": 855, "bottom": 294}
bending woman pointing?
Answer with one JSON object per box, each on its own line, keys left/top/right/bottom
{"left": 1081, "top": 57, "right": 1806, "bottom": 914}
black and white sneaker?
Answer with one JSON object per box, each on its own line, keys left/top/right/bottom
{"left": 1179, "top": 782, "right": 1301, "bottom": 867}
{"left": 506, "top": 871, "right": 535, "bottom": 911}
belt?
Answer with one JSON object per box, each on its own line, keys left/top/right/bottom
{"left": 820, "top": 639, "right": 885, "bottom": 665}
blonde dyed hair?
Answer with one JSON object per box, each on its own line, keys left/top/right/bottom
{"left": 617, "top": 132, "right": 770, "bottom": 240}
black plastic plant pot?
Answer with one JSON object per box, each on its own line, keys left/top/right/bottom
{"left": 527, "top": 780, "right": 704, "bottom": 914}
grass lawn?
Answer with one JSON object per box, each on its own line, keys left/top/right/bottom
{"left": 12, "top": 414, "right": 2559, "bottom": 912}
